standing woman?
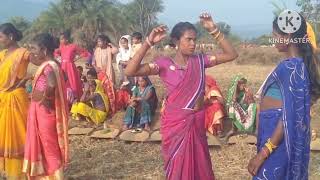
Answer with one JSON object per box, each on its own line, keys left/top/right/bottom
{"left": 247, "top": 15, "right": 320, "bottom": 179}
{"left": 125, "top": 13, "right": 238, "bottom": 180}
{"left": 93, "top": 34, "right": 118, "bottom": 115}
{"left": 54, "top": 30, "right": 90, "bottom": 100}
{"left": 0, "top": 23, "right": 30, "bottom": 179}
{"left": 93, "top": 34, "right": 118, "bottom": 84}
{"left": 23, "top": 33, "right": 69, "bottom": 179}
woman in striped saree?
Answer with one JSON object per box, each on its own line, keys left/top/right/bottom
{"left": 125, "top": 13, "right": 238, "bottom": 180}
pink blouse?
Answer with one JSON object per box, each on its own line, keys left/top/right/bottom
{"left": 34, "top": 65, "right": 53, "bottom": 92}
{"left": 154, "top": 54, "right": 215, "bottom": 95}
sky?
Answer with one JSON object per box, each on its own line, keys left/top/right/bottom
{"left": 10, "top": 0, "right": 301, "bottom": 38}
{"left": 120, "top": 0, "right": 300, "bottom": 27}
{"left": 120, "top": 0, "right": 300, "bottom": 38}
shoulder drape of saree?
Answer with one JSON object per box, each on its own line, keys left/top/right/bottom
{"left": 0, "top": 48, "right": 29, "bottom": 92}
{"left": 31, "top": 61, "right": 69, "bottom": 165}
{"left": 261, "top": 58, "right": 311, "bottom": 179}
{"left": 95, "top": 79, "right": 110, "bottom": 115}
{"left": 160, "top": 55, "right": 214, "bottom": 180}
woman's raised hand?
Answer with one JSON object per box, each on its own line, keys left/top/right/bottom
{"left": 148, "top": 25, "right": 167, "bottom": 44}
{"left": 200, "top": 12, "right": 217, "bottom": 32}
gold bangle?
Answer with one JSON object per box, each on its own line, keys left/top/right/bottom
{"left": 209, "top": 28, "right": 219, "bottom": 35}
{"left": 264, "top": 143, "right": 273, "bottom": 153}
{"left": 213, "top": 31, "right": 221, "bottom": 39}
{"left": 267, "top": 138, "right": 278, "bottom": 149}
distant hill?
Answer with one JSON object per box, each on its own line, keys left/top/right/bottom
{"left": 0, "top": 0, "right": 51, "bottom": 23}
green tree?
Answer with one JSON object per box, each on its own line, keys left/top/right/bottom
{"left": 297, "top": 0, "right": 320, "bottom": 41}
{"left": 123, "top": 0, "right": 164, "bottom": 37}
{"left": 33, "top": 2, "right": 68, "bottom": 35}
{"left": 9, "top": 16, "right": 31, "bottom": 33}
{"left": 270, "top": 0, "right": 287, "bottom": 17}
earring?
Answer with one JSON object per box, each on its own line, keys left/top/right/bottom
{"left": 44, "top": 50, "right": 47, "bottom": 57}
{"left": 10, "top": 36, "right": 13, "bottom": 41}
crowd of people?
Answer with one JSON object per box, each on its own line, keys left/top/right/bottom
{"left": 0, "top": 10, "right": 319, "bottom": 180}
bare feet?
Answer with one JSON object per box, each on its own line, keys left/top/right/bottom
{"left": 144, "top": 124, "right": 151, "bottom": 132}
{"left": 217, "top": 131, "right": 225, "bottom": 138}
{"left": 122, "top": 125, "right": 129, "bottom": 131}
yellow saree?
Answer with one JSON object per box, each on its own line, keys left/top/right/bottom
{"left": 0, "top": 48, "right": 30, "bottom": 179}
{"left": 71, "top": 80, "right": 110, "bottom": 124}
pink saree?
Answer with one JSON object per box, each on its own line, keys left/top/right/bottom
{"left": 23, "top": 61, "right": 69, "bottom": 179}
{"left": 54, "top": 44, "right": 88, "bottom": 100}
{"left": 157, "top": 54, "right": 215, "bottom": 180}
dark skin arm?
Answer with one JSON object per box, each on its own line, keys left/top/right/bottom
{"left": 80, "top": 84, "right": 96, "bottom": 103}
{"left": 136, "top": 89, "right": 153, "bottom": 101}
{"left": 32, "top": 72, "right": 57, "bottom": 112}
{"left": 125, "top": 13, "right": 238, "bottom": 77}
{"left": 248, "top": 108, "right": 284, "bottom": 176}
{"left": 199, "top": 13, "right": 238, "bottom": 65}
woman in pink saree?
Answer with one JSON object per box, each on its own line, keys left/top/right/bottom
{"left": 125, "top": 13, "right": 238, "bottom": 180}
{"left": 23, "top": 33, "right": 69, "bottom": 179}
{"left": 54, "top": 31, "right": 90, "bottom": 100}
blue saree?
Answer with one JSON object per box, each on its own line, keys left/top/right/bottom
{"left": 124, "top": 83, "right": 158, "bottom": 128}
{"left": 254, "top": 58, "right": 311, "bottom": 180}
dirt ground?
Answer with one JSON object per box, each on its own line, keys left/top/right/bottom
{"left": 63, "top": 58, "right": 320, "bottom": 180}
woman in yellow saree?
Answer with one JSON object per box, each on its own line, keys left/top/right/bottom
{"left": 71, "top": 70, "right": 110, "bottom": 125}
{"left": 71, "top": 80, "right": 110, "bottom": 124}
{"left": 0, "top": 23, "right": 30, "bottom": 179}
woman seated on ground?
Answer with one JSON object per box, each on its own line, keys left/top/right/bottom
{"left": 71, "top": 79, "right": 110, "bottom": 125}
{"left": 204, "top": 75, "right": 225, "bottom": 137}
{"left": 226, "top": 76, "right": 257, "bottom": 139}
{"left": 123, "top": 76, "right": 158, "bottom": 131}
{"left": 115, "top": 81, "right": 131, "bottom": 111}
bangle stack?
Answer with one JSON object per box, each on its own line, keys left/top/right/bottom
{"left": 264, "top": 138, "right": 278, "bottom": 154}
{"left": 209, "top": 28, "right": 225, "bottom": 44}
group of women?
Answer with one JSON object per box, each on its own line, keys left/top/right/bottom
{"left": 0, "top": 24, "right": 68, "bottom": 179}
{"left": 0, "top": 10, "right": 319, "bottom": 180}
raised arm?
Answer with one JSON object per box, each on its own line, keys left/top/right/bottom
{"left": 75, "top": 45, "right": 90, "bottom": 59}
{"left": 124, "top": 25, "right": 167, "bottom": 77}
{"left": 199, "top": 13, "right": 238, "bottom": 66}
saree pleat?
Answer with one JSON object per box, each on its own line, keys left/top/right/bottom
{"left": 0, "top": 48, "right": 29, "bottom": 179}
{"left": 161, "top": 55, "right": 214, "bottom": 180}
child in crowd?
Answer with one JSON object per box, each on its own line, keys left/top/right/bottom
{"left": 116, "top": 35, "right": 132, "bottom": 86}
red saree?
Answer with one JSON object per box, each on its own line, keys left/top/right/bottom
{"left": 204, "top": 75, "right": 225, "bottom": 136}
{"left": 98, "top": 71, "right": 116, "bottom": 116}
{"left": 23, "top": 61, "right": 69, "bottom": 179}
